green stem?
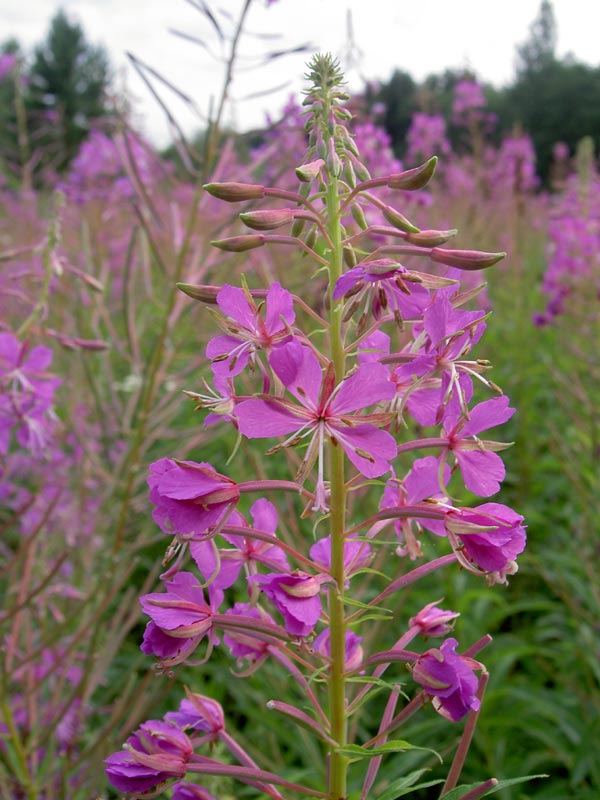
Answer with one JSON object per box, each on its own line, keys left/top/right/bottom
{"left": 326, "top": 173, "right": 348, "bottom": 800}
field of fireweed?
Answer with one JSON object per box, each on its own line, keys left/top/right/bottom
{"left": 1, "top": 14, "right": 600, "bottom": 800}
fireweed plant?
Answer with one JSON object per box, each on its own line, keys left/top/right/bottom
{"left": 106, "top": 56, "right": 527, "bottom": 800}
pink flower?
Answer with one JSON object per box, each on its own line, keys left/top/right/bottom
{"left": 223, "top": 602, "right": 276, "bottom": 664}
{"left": 249, "top": 571, "right": 327, "bottom": 637}
{"left": 333, "top": 259, "right": 430, "bottom": 322}
{"left": 441, "top": 395, "right": 515, "bottom": 497}
{"left": 412, "top": 638, "right": 480, "bottom": 722}
{"left": 409, "top": 601, "right": 460, "bottom": 637}
{"left": 105, "top": 719, "right": 192, "bottom": 793}
{"left": 140, "top": 572, "right": 223, "bottom": 663}
{"left": 313, "top": 628, "right": 363, "bottom": 672}
{"left": 148, "top": 458, "right": 239, "bottom": 538}
{"left": 165, "top": 694, "right": 224, "bottom": 736}
{"left": 0, "top": 333, "right": 61, "bottom": 455}
{"left": 379, "top": 456, "right": 449, "bottom": 557}
{"left": 236, "top": 340, "right": 396, "bottom": 509}
{"left": 190, "top": 499, "right": 289, "bottom": 589}
{"left": 207, "top": 282, "right": 295, "bottom": 376}
{"left": 446, "top": 502, "right": 526, "bottom": 580}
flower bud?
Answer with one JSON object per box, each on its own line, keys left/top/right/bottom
{"left": 176, "top": 283, "right": 220, "bottom": 303}
{"left": 240, "top": 209, "right": 294, "bottom": 231}
{"left": 387, "top": 156, "right": 438, "bottom": 190}
{"left": 406, "top": 229, "right": 457, "bottom": 247}
{"left": 381, "top": 204, "right": 420, "bottom": 233}
{"left": 327, "top": 139, "right": 343, "bottom": 178}
{"left": 295, "top": 159, "right": 324, "bottom": 182}
{"left": 211, "top": 235, "right": 265, "bottom": 252}
{"left": 430, "top": 247, "right": 506, "bottom": 271}
{"left": 351, "top": 204, "right": 369, "bottom": 231}
{"left": 203, "top": 182, "right": 265, "bottom": 202}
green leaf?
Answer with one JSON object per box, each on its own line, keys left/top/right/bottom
{"left": 439, "top": 774, "right": 548, "bottom": 799}
{"left": 336, "top": 740, "right": 440, "bottom": 764}
{"left": 342, "top": 595, "right": 393, "bottom": 614}
{"left": 375, "top": 769, "right": 444, "bottom": 800}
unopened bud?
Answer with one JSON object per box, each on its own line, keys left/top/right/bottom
{"left": 381, "top": 205, "right": 420, "bottom": 233}
{"left": 351, "top": 204, "right": 369, "bottom": 231}
{"left": 344, "top": 158, "right": 357, "bottom": 188}
{"left": 326, "top": 138, "right": 343, "bottom": 178}
{"left": 240, "top": 209, "right": 294, "bottom": 231}
{"left": 387, "top": 156, "right": 438, "bottom": 191}
{"left": 204, "top": 182, "right": 265, "bottom": 202}
{"left": 295, "top": 159, "right": 324, "bottom": 182}
{"left": 176, "top": 282, "right": 220, "bottom": 303}
{"left": 430, "top": 247, "right": 506, "bottom": 271}
{"left": 406, "top": 229, "right": 457, "bottom": 247}
{"left": 343, "top": 246, "right": 358, "bottom": 268}
{"left": 291, "top": 218, "right": 308, "bottom": 238}
{"left": 211, "top": 235, "right": 265, "bottom": 252}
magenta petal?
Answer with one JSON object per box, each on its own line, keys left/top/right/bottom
{"left": 152, "top": 460, "right": 226, "bottom": 500}
{"left": 249, "top": 498, "right": 278, "bottom": 533}
{"left": 332, "top": 268, "right": 364, "bottom": 299}
{"left": 236, "top": 398, "right": 308, "bottom": 438}
{"left": 140, "top": 622, "right": 198, "bottom": 660}
{"left": 333, "top": 423, "right": 396, "bottom": 478}
{"left": 217, "top": 285, "right": 256, "bottom": 329}
{"left": 460, "top": 396, "right": 514, "bottom": 436}
{"left": 265, "top": 281, "right": 295, "bottom": 332}
{"left": 269, "top": 341, "right": 322, "bottom": 409}
{"left": 357, "top": 331, "right": 391, "bottom": 364}
{"left": 330, "top": 363, "right": 395, "bottom": 414}
{"left": 206, "top": 334, "right": 250, "bottom": 376}
{"left": 105, "top": 751, "right": 169, "bottom": 793}
{"left": 405, "top": 456, "right": 448, "bottom": 503}
{"left": 456, "top": 450, "right": 505, "bottom": 496}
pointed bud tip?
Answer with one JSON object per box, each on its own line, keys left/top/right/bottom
{"left": 176, "top": 282, "right": 221, "bottom": 302}
{"left": 203, "top": 182, "right": 265, "bottom": 202}
{"left": 210, "top": 235, "right": 266, "bottom": 252}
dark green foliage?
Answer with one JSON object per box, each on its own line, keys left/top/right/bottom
{"left": 26, "top": 9, "right": 111, "bottom": 172}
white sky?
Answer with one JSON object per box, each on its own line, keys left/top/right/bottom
{"left": 2, "top": 0, "right": 600, "bottom": 146}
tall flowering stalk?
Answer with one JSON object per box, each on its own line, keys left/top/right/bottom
{"left": 106, "top": 55, "right": 526, "bottom": 800}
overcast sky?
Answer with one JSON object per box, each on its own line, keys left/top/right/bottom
{"left": 2, "top": 0, "right": 600, "bottom": 146}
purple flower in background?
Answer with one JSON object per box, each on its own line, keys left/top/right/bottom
{"left": 207, "top": 282, "right": 295, "bottom": 376}
{"left": 453, "top": 79, "right": 486, "bottom": 117}
{"left": 148, "top": 458, "right": 239, "bottom": 538}
{"left": 105, "top": 719, "right": 191, "bottom": 793}
{"left": 412, "top": 637, "right": 480, "bottom": 722}
{"left": 0, "top": 53, "right": 16, "bottom": 81}
{"left": 309, "top": 534, "right": 371, "bottom": 578}
{"left": 250, "top": 571, "right": 327, "bottom": 636}
{"left": 236, "top": 340, "right": 396, "bottom": 509}
{"left": 0, "top": 333, "right": 61, "bottom": 455}
{"left": 223, "top": 602, "right": 276, "bottom": 664}
{"left": 406, "top": 113, "right": 451, "bottom": 164}
{"left": 172, "top": 784, "right": 217, "bottom": 800}
{"left": 313, "top": 628, "right": 363, "bottom": 672}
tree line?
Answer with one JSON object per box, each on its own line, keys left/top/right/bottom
{"left": 1, "top": 2, "right": 599, "bottom": 185}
